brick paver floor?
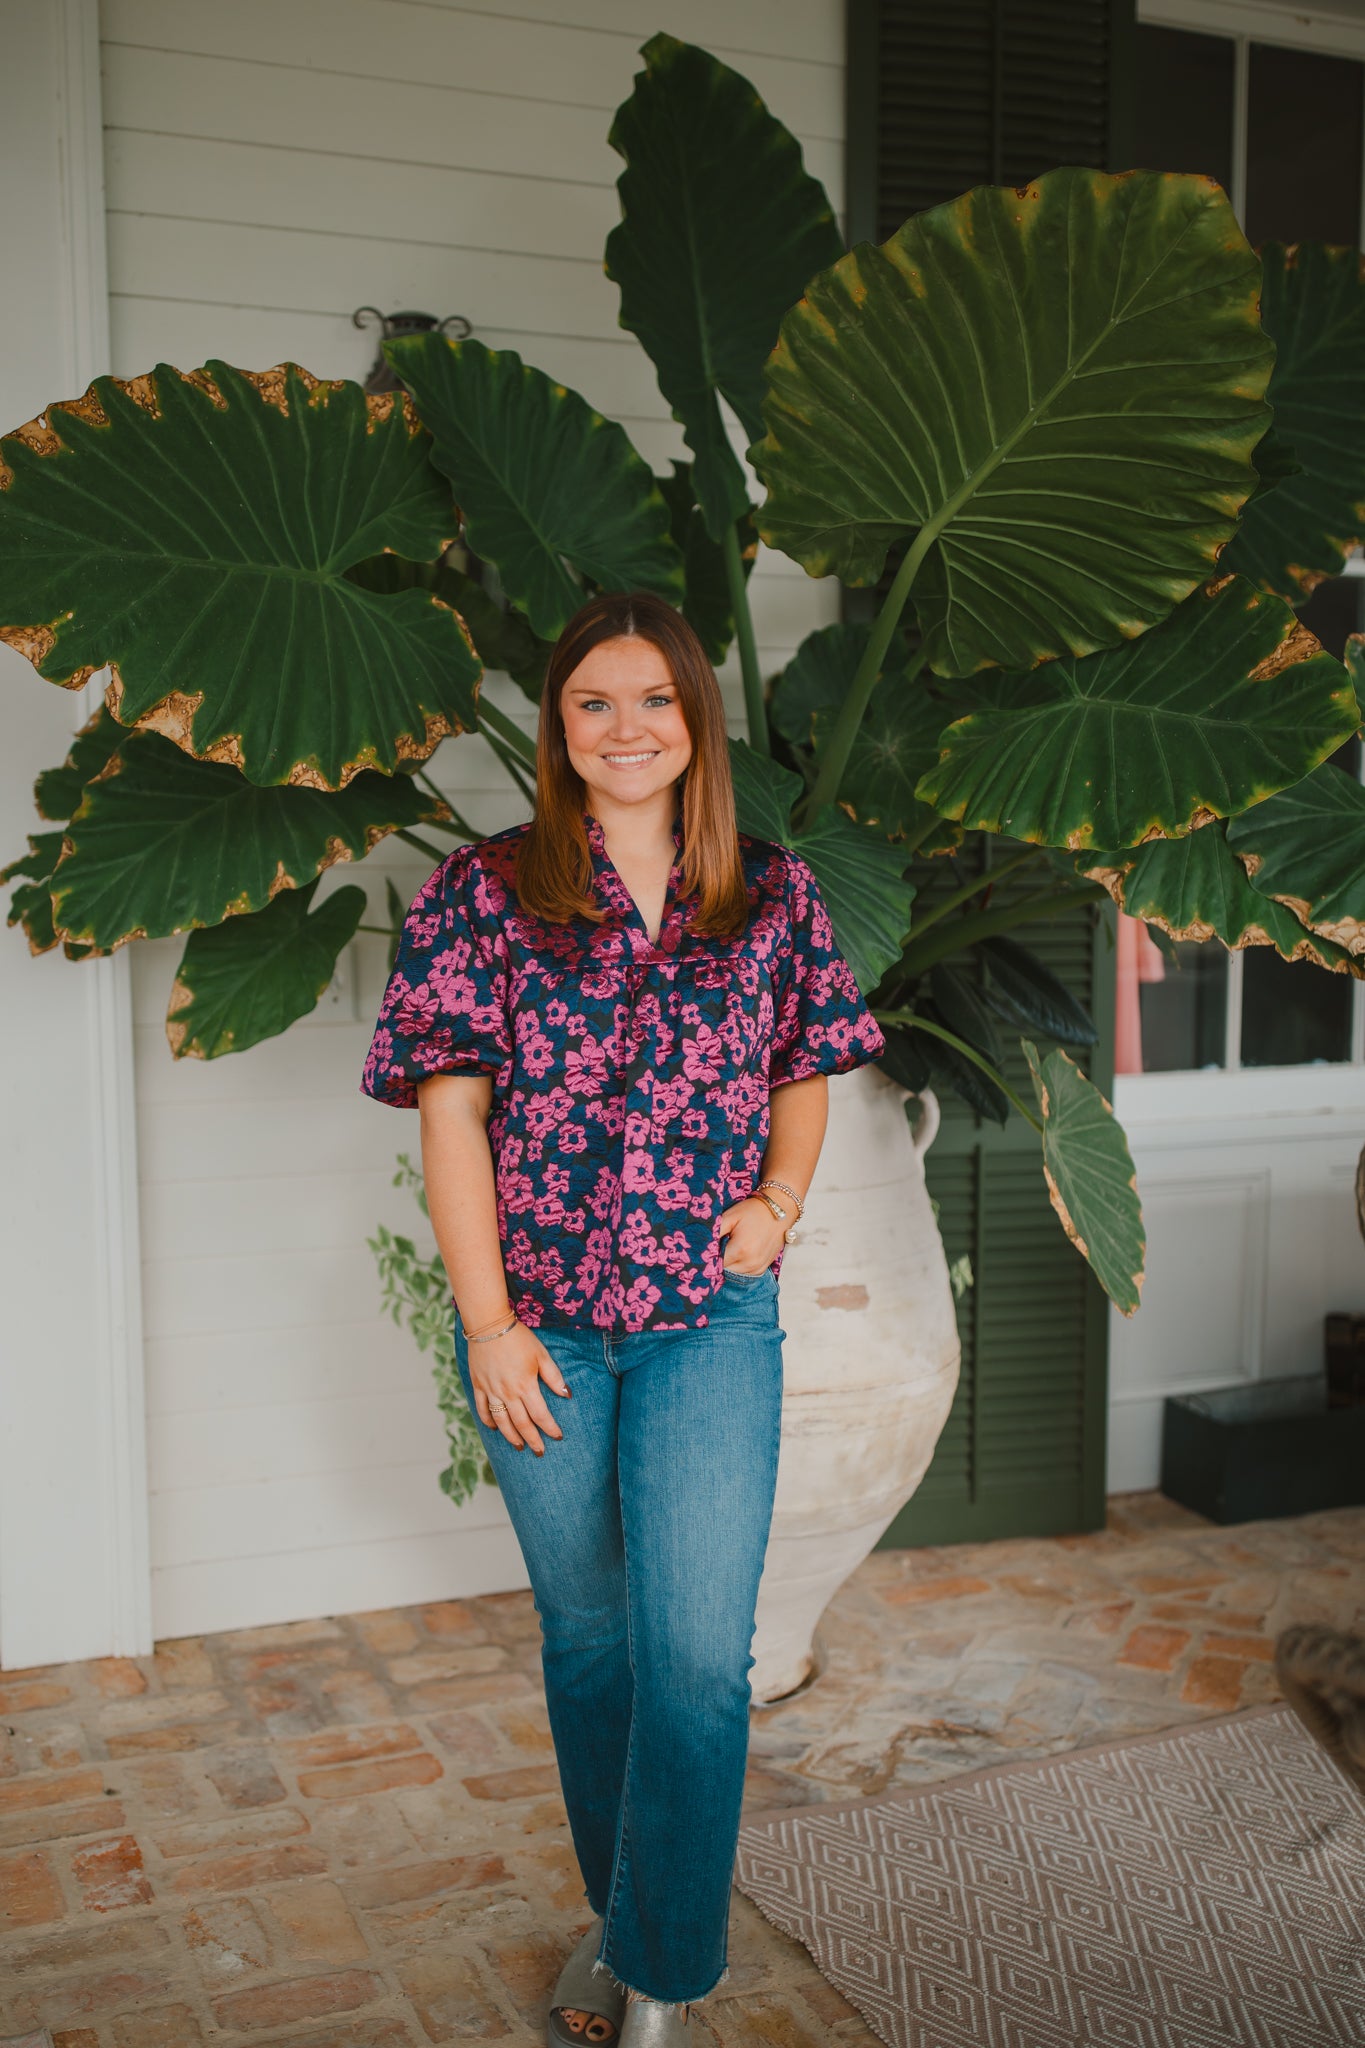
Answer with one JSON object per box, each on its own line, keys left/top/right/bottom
{"left": 1, "top": 1493, "right": 1361, "bottom": 2047}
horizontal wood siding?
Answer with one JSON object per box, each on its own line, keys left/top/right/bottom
{"left": 101, "top": 0, "right": 844, "bottom": 1638}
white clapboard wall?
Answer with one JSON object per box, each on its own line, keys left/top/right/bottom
{"left": 101, "top": 0, "right": 844, "bottom": 1638}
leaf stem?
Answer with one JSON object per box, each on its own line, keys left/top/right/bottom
{"left": 899, "top": 886, "right": 1102, "bottom": 976}
{"left": 723, "top": 523, "right": 767, "bottom": 754}
{"left": 908, "top": 847, "right": 1042, "bottom": 940}
{"left": 875, "top": 1007, "right": 1044, "bottom": 1131}
{"left": 415, "top": 769, "right": 480, "bottom": 839}
{"left": 396, "top": 829, "right": 450, "bottom": 863}
{"left": 484, "top": 728, "right": 537, "bottom": 807}
{"left": 477, "top": 696, "right": 538, "bottom": 769}
{"left": 804, "top": 536, "right": 932, "bottom": 821}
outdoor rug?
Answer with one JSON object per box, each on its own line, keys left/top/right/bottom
{"left": 734, "top": 1706, "right": 1365, "bottom": 2047}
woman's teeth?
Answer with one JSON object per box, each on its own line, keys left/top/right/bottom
{"left": 602, "top": 752, "right": 658, "bottom": 765}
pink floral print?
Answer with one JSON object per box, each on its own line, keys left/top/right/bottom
{"left": 361, "top": 810, "right": 886, "bottom": 1332}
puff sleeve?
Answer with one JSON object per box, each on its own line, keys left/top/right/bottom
{"left": 360, "top": 846, "right": 512, "bottom": 1108}
{"left": 768, "top": 853, "right": 887, "bottom": 1088}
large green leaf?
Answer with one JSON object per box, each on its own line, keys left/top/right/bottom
{"left": 34, "top": 706, "right": 125, "bottom": 821}
{"left": 346, "top": 552, "right": 553, "bottom": 700}
{"left": 979, "top": 936, "right": 1097, "bottom": 1045}
{"left": 0, "top": 362, "right": 482, "bottom": 788}
{"left": 1227, "top": 763, "right": 1365, "bottom": 958}
{"left": 3, "top": 707, "right": 126, "bottom": 955}
{"left": 2, "top": 832, "right": 67, "bottom": 955}
{"left": 1078, "top": 819, "right": 1359, "bottom": 973}
{"left": 917, "top": 577, "right": 1356, "bottom": 848}
{"left": 771, "top": 622, "right": 960, "bottom": 844}
{"left": 730, "top": 736, "right": 806, "bottom": 848}
{"left": 929, "top": 963, "right": 1005, "bottom": 1065}
{"left": 728, "top": 739, "right": 914, "bottom": 989}
{"left": 1024, "top": 1040, "right": 1144, "bottom": 1317}
{"left": 606, "top": 33, "right": 843, "bottom": 540}
{"left": 656, "top": 464, "right": 756, "bottom": 665}
{"left": 166, "top": 879, "right": 367, "bottom": 1059}
{"left": 50, "top": 730, "right": 452, "bottom": 951}
{"left": 1222, "top": 244, "right": 1365, "bottom": 600}
{"left": 384, "top": 335, "right": 683, "bottom": 639}
{"left": 751, "top": 168, "right": 1273, "bottom": 677}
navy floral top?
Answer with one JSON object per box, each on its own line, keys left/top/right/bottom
{"left": 361, "top": 809, "right": 886, "bottom": 1333}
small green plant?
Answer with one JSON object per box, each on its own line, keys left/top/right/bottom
{"left": 367, "top": 1153, "right": 494, "bottom": 1507}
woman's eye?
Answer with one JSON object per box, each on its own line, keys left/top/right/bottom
{"left": 580, "top": 695, "right": 674, "bottom": 711}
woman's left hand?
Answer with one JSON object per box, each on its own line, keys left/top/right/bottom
{"left": 717, "top": 1195, "right": 789, "bottom": 1276}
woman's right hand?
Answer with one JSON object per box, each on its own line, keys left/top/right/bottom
{"left": 468, "top": 1320, "right": 571, "bottom": 1454}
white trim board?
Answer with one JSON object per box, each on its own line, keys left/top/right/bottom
{"left": 1140, "top": 0, "right": 1365, "bottom": 58}
{"left": 0, "top": 0, "right": 150, "bottom": 1668}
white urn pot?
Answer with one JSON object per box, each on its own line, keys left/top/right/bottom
{"left": 749, "top": 1068, "right": 962, "bottom": 1702}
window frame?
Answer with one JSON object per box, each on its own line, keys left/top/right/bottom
{"left": 1133, "top": 0, "right": 1365, "bottom": 1078}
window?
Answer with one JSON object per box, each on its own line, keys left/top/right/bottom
{"left": 1125, "top": 13, "right": 1365, "bottom": 1076}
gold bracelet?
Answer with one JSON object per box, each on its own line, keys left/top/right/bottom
{"left": 463, "top": 1299, "right": 515, "bottom": 1338}
{"left": 758, "top": 1177, "right": 806, "bottom": 1218}
{"left": 468, "top": 1314, "right": 519, "bottom": 1345}
{"left": 752, "top": 1189, "right": 799, "bottom": 1244}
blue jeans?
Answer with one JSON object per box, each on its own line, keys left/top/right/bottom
{"left": 453, "top": 1266, "right": 786, "bottom": 2003}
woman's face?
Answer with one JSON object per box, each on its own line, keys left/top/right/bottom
{"left": 559, "top": 635, "right": 694, "bottom": 817}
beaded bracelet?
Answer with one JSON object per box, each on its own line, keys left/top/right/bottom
{"left": 752, "top": 1185, "right": 801, "bottom": 1244}
{"left": 758, "top": 1177, "right": 806, "bottom": 1218}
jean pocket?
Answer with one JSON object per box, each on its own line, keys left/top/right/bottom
{"left": 722, "top": 1264, "right": 771, "bottom": 1287}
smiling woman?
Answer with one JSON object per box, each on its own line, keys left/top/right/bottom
{"left": 358, "top": 588, "right": 885, "bottom": 2036}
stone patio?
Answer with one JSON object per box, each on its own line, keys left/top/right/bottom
{"left": 1, "top": 1493, "right": 1361, "bottom": 2048}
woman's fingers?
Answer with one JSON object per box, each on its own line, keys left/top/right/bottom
{"left": 486, "top": 1398, "right": 528, "bottom": 1450}
{"left": 473, "top": 1347, "right": 568, "bottom": 1454}
{"left": 521, "top": 1385, "right": 564, "bottom": 1443}
{"left": 473, "top": 1384, "right": 526, "bottom": 1448}
{"left": 506, "top": 1398, "right": 545, "bottom": 1456}
{"left": 537, "top": 1348, "right": 572, "bottom": 1399}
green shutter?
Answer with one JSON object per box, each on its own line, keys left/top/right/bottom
{"left": 881, "top": 871, "right": 1117, "bottom": 1545}
{"left": 847, "top": 0, "right": 1131, "bottom": 1544}
{"left": 847, "top": 0, "right": 1135, "bottom": 247}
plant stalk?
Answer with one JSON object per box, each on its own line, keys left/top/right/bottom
{"left": 874, "top": 1007, "right": 1043, "bottom": 1131}
{"left": 484, "top": 729, "right": 537, "bottom": 807}
{"left": 396, "top": 829, "right": 450, "bottom": 863}
{"left": 898, "top": 886, "right": 1102, "bottom": 977}
{"left": 415, "top": 770, "right": 478, "bottom": 838}
{"left": 803, "top": 535, "right": 932, "bottom": 822}
{"left": 907, "top": 847, "right": 1042, "bottom": 940}
{"left": 723, "top": 523, "right": 767, "bottom": 753}
{"left": 477, "top": 696, "right": 538, "bottom": 769}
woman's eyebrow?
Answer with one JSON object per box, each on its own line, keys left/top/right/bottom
{"left": 565, "top": 683, "right": 676, "bottom": 697}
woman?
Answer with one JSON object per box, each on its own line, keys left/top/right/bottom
{"left": 361, "top": 590, "right": 886, "bottom": 2046}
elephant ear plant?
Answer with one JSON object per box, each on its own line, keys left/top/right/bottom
{"left": 5, "top": 35, "right": 1365, "bottom": 1424}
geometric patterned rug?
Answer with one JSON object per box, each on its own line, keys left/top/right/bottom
{"left": 734, "top": 1706, "right": 1365, "bottom": 2048}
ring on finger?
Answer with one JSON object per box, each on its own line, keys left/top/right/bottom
{"left": 488, "top": 1397, "right": 509, "bottom": 1416}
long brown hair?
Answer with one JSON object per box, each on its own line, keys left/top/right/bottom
{"left": 516, "top": 590, "right": 750, "bottom": 936}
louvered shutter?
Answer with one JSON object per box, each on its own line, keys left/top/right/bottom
{"left": 849, "top": 0, "right": 1133, "bottom": 245}
{"left": 885, "top": 859, "right": 1116, "bottom": 1545}
{"left": 846, "top": 2, "right": 1132, "bottom": 1541}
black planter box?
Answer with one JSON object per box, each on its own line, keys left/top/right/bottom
{"left": 1161, "top": 1375, "right": 1365, "bottom": 1524}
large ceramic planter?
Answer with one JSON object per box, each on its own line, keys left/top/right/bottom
{"left": 749, "top": 1069, "right": 962, "bottom": 1701}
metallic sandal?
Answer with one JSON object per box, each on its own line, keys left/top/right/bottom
{"left": 618, "top": 1993, "right": 692, "bottom": 2048}
{"left": 547, "top": 1919, "right": 627, "bottom": 2048}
